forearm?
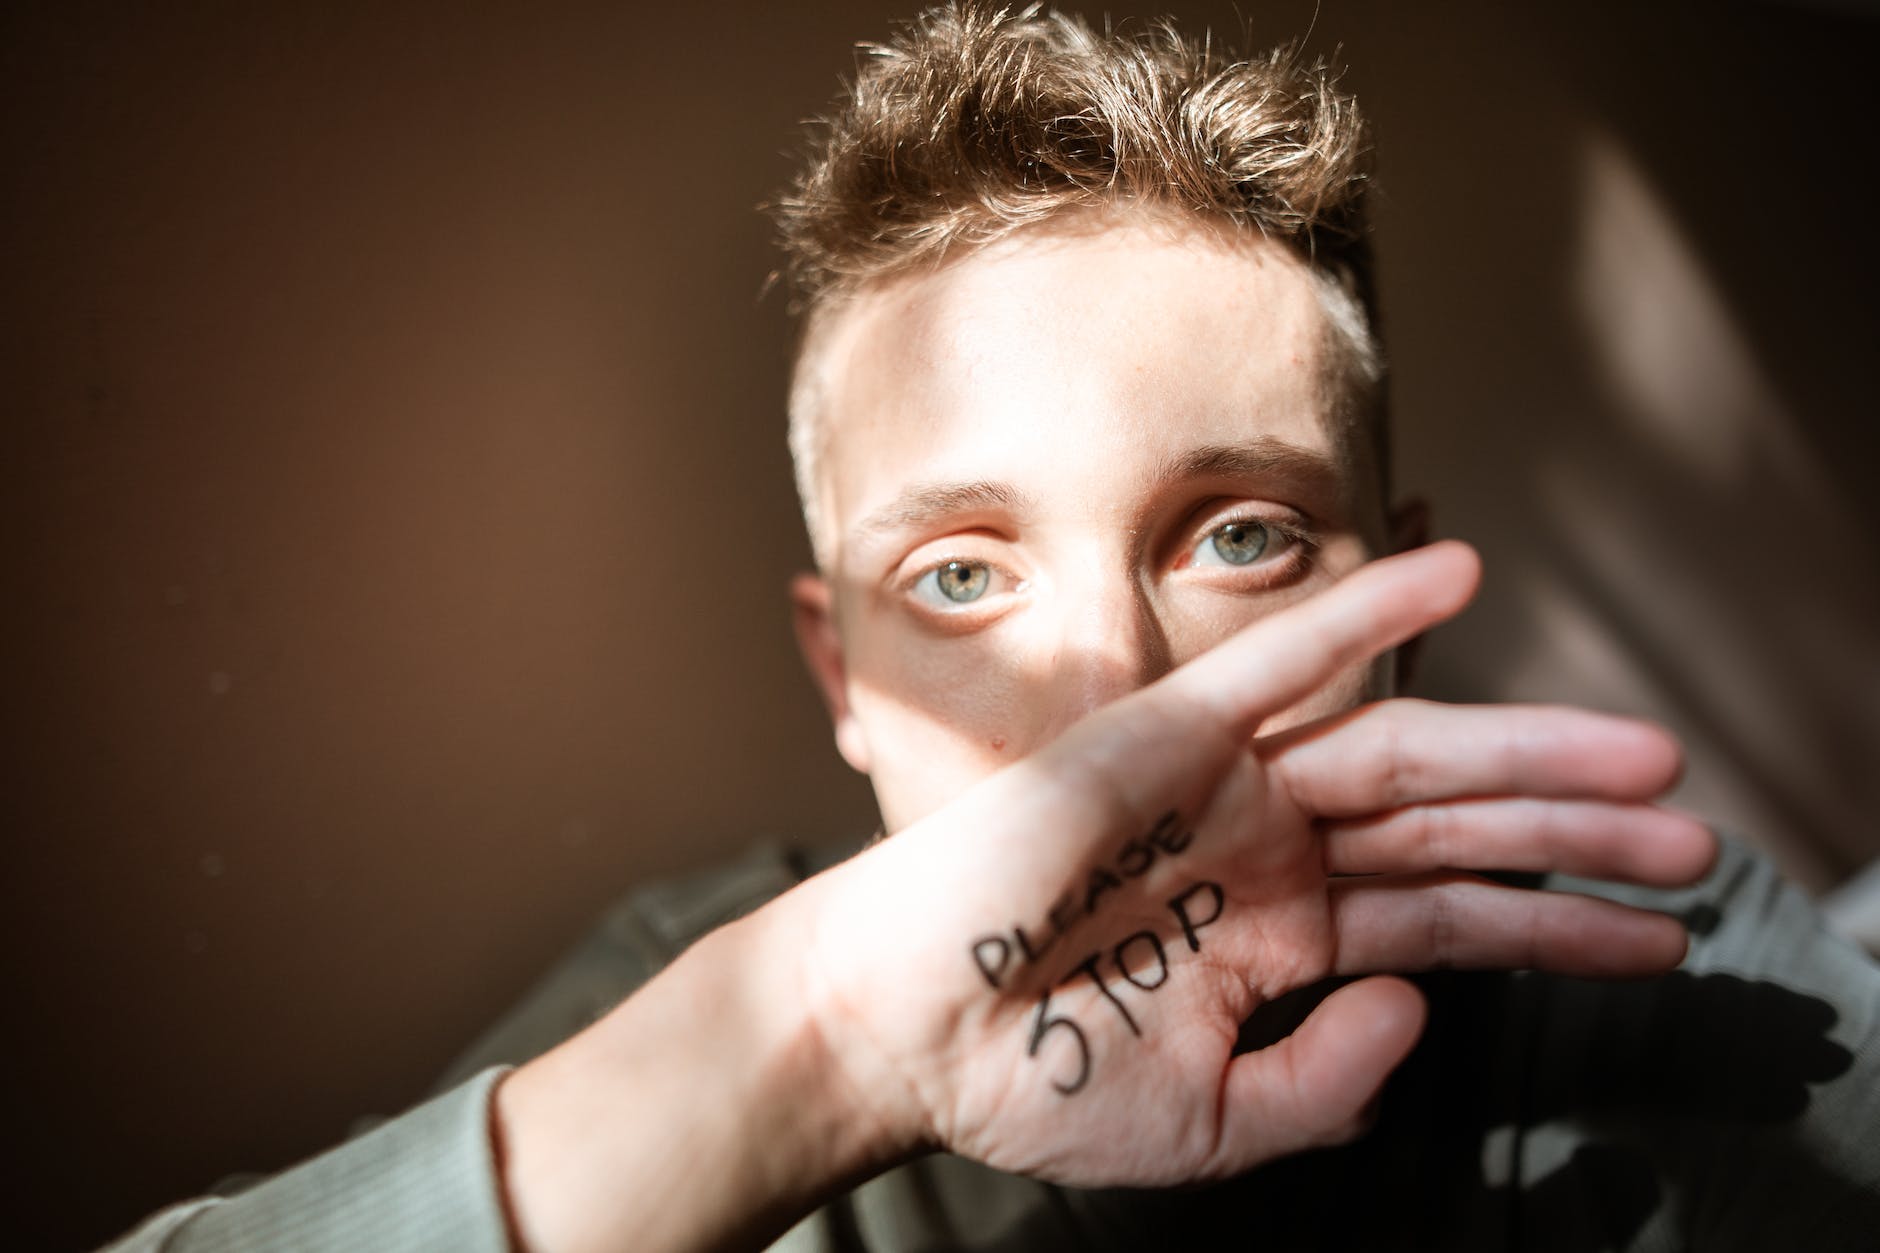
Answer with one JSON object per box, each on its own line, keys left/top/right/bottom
{"left": 493, "top": 884, "right": 910, "bottom": 1253}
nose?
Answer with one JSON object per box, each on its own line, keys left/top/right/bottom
{"left": 1033, "top": 572, "right": 1174, "bottom": 741}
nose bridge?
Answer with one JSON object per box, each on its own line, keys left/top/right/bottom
{"left": 1044, "top": 563, "right": 1173, "bottom": 725}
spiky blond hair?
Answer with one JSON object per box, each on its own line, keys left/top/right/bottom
{"left": 775, "top": 4, "right": 1386, "bottom": 566}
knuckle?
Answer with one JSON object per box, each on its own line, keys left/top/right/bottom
{"left": 1426, "top": 880, "right": 1459, "bottom": 968}
{"left": 1372, "top": 709, "right": 1413, "bottom": 806}
{"left": 1536, "top": 799, "right": 1574, "bottom": 863}
{"left": 1419, "top": 803, "right": 1460, "bottom": 867}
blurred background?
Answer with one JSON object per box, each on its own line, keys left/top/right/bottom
{"left": 5, "top": 1, "right": 1876, "bottom": 1246}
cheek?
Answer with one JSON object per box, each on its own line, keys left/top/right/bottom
{"left": 1157, "top": 559, "right": 1339, "bottom": 672}
{"left": 844, "top": 628, "right": 1026, "bottom": 830}
{"left": 850, "top": 696, "right": 1012, "bottom": 833}
{"left": 848, "top": 623, "right": 1022, "bottom": 744}
{"left": 1158, "top": 583, "right": 1381, "bottom": 738}
{"left": 1160, "top": 537, "right": 1379, "bottom": 703}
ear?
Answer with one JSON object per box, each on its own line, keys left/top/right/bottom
{"left": 789, "top": 572, "right": 872, "bottom": 775}
{"left": 1385, "top": 497, "right": 1434, "bottom": 692}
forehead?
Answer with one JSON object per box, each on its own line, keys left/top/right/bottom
{"left": 804, "top": 218, "right": 1347, "bottom": 560}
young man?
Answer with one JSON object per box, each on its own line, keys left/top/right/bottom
{"left": 113, "top": 7, "right": 1879, "bottom": 1251}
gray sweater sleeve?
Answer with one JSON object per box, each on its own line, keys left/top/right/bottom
{"left": 102, "top": 1067, "right": 513, "bottom": 1253}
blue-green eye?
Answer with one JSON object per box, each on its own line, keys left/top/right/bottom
{"left": 1196, "top": 520, "right": 1271, "bottom": 567}
{"left": 914, "top": 560, "right": 992, "bottom": 607}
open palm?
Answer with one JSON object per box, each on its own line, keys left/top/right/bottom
{"left": 797, "top": 542, "right": 1714, "bottom": 1188}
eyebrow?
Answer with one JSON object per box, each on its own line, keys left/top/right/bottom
{"left": 1154, "top": 438, "right": 1345, "bottom": 502}
{"left": 847, "top": 438, "right": 1345, "bottom": 555}
{"left": 853, "top": 479, "right": 1031, "bottom": 546}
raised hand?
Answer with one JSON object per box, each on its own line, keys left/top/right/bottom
{"left": 791, "top": 541, "right": 1715, "bottom": 1187}
{"left": 496, "top": 542, "right": 1716, "bottom": 1253}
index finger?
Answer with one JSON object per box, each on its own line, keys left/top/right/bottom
{"left": 1160, "top": 540, "right": 1482, "bottom": 741}
{"left": 992, "top": 542, "right": 1481, "bottom": 851}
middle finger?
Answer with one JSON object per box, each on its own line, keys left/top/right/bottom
{"left": 1264, "top": 699, "right": 1684, "bottom": 818}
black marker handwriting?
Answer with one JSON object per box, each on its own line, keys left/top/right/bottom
{"left": 969, "top": 811, "right": 1196, "bottom": 992}
{"left": 1028, "top": 987, "right": 1092, "bottom": 1095}
{"left": 1023, "top": 878, "right": 1227, "bottom": 1097}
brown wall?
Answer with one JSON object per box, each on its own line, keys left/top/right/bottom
{"left": 6, "top": 2, "right": 1875, "bottom": 1246}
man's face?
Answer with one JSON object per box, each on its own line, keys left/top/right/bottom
{"left": 793, "top": 216, "right": 1397, "bottom": 833}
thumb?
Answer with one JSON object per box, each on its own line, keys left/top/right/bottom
{"left": 1212, "top": 976, "right": 1426, "bottom": 1172}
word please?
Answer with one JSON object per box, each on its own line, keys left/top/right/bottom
{"left": 970, "top": 811, "right": 1195, "bottom": 992}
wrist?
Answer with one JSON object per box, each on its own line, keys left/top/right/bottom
{"left": 494, "top": 880, "right": 912, "bottom": 1252}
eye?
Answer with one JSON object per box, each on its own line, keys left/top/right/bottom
{"left": 912, "top": 559, "right": 995, "bottom": 608}
{"left": 1193, "top": 519, "right": 1273, "bottom": 568}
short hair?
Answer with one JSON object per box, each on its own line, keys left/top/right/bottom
{"left": 774, "top": 3, "right": 1387, "bottom": 567}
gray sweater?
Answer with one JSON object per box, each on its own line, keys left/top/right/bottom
{"left": 107, "top": 834, "right": 1880, "bottom": 1251}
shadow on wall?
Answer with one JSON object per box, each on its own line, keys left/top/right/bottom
{"left": 1367, "top": 1, "right": 1880, "bottom": 893}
